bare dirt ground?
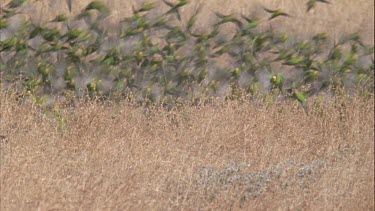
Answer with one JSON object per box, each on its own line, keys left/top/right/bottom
{"left": 1, "top": 90, "right": 374, "bottom": 210}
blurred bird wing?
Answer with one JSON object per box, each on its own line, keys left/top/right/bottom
{"left": 66, "top": 0, "right": 72, "bottom": 12}
{"left": 162, "top": 0, "right": 174, "bottom": 8}
{"left": 263, "top": 7, "right": 277, "bottom": 13}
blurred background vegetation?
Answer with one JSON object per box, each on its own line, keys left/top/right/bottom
{"left": 0, "top": 0, "right": 374, "bottom": 108}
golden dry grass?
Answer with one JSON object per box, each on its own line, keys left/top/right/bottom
{"left": 1, "top": 89, "right": 374, "bottom": 210}
{"left": 3, "top": 0, "right": 373, "bottom": 44}
{"left": 1, "top": 0, "right": 374, "bottom": 210}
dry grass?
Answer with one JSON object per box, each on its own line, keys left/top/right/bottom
{"left": 2, "top": 0, "right": 374, "bottom": 44}
{"left": 1, "top": 1, "right": 374, "bottom": 210}
{"left": 0, "top": 89, "right": 374, "bottom": 210}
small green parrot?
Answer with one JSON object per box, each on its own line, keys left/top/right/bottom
{"left": 50, "top": 14, "right": 69, "bottom": 22}
{"left": 307, "top": 0, "right": 330, "bottom": 12}
{"left": 6, "top": 0, "right": 27, "bottom": 9}
{"left": 263, "top": 7, "right": 290, "bottom": 20}
{"left": 162, "top": 0, "right": 189, "bottom": 21}
{"left": 293, "top": 90, "right": 308, "bottom": 113}
{"left": 132, "top": 1, "right": 155, "bottom": 14}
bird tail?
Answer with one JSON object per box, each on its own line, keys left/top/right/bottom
{"left": 66, "top": 0, "right": 72, "bottom": 13}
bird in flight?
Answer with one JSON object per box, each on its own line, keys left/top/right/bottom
{"left": 306, "top": 0, "right": 330, "bottom": 12}
{"left": 5, "top": 0, "right": 27, "bottom": 9}
{"left": 263, "top": 7, "right": 290, "bottom": 20}
{"left": 162, "top": 0, "right": 189, "bottom": 21}
{"left": 66, "top": 0, "right": 72, "bottom": 13}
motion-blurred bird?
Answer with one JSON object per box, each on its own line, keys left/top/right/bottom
{"left": 49, "top": 14, "right": 69, "bottom": 22}
{"left": 85, "top": 1, "right": 109, "bottom": 12}
{"left": 286, "top": 85, "right": 310, "bottom": 114}
{"left": 263, "top": 7, "right": 290, "bottom": 20}
{"left": 0, "top": 8, "right": 16, "bottom": 18}
{"left": 293, "top": 89, "right": 308, "bottom": 113}
{"left": 132, "top": 1, "right": 155, "bottom": 14}
{"left": 306, "top": 0, "right": 330, "bottom": 12}
{"left": 270, "top": 73, "right": 283, "bottom": 88}
{"left": 66, "top": 0, "right": 72, "bottom": 13}
{"left": 162, "top": 0, "right": 189, "bottom": 21}
{"left": 186, "top": 4, "right": 201, "bottom": 32}
{"left": 6, "top": 0, "right": 27, "bottom": 9}
{"left": 240, "top": 15, "right": 259, "bottom": 32}
{"left": 214, "top": 12, "right": 242, "bottom": 28}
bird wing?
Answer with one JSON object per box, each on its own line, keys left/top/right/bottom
{"left": 263, "top": 7, "right": 276, "bottom": 13}
{"left": 66, "top": 0, "right": 72, "bottom": 12}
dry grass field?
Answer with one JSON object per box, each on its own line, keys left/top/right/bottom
{"left": 2, "top": 0, "right": 374, "bottom": 44}
{"left": 1, "top": 0, "right": 374, "bottom": 210}
{"left": 0, "top": 89, "right": 374, "bottom": 210}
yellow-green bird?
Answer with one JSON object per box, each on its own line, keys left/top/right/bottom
{"left": 0, "top": 8, "right": 16, "bottom": 18}
{"left": 0, "top": 17, "right": 8, "bottom": 29}
{"left": 240, "top": 15, "right": 259, "bottom": 32}
{"left": 6, "top": 0, "right": 27, "bottom": 9}
{"left": 214, "top": 12, "right": 242, "bottom": 28}
{"left": 293, "top": 90, "right": 308, "bottom": 114}
{"left": 132, "top": 1, "right": 155, "bottom": 14}
{"left": 85, "top": 1, "right": 109, "bottom": 12}
{"left": 307, "top": 0, "right": 330, "bottom": 12}
{"left": 263, "top": 7, "right": 290, "bottom": 20}
{"left": 186, "top": 4, "right": 201, "bottom": 32}
{"left": 49, "top": 14, "right": 69, "bottom": 22}
{"left": 162, "top": 0, "right": 189, "bottom": 21}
